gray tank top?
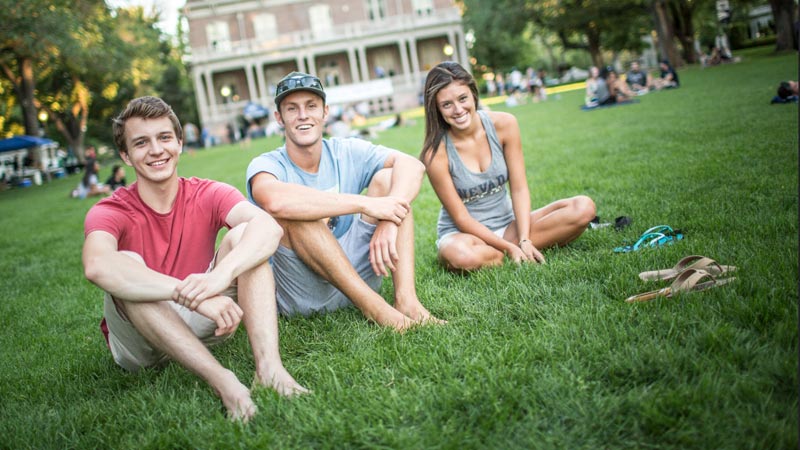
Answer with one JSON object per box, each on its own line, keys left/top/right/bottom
{"left": 437, "top": 110, "right": 514, "bottom": 238}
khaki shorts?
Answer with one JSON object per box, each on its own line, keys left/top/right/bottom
{"left": 103, "top": 256, "right": 237, "bottom": 372}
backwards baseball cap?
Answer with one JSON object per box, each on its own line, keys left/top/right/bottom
{"left": 274, "top": 72, "right": 326, "bottom": 108}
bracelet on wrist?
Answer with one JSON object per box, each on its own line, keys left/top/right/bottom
{"left": 519, "top": 239, "right": 531, "bottom": 246}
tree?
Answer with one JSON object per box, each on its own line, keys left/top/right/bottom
{"left": 0, "top": 0, "right": 79, "bottom": 136}
{"left": 457, "top": 0, "right": 533, "bottom": 70}
{"left": 0, "top": 1, "right": 181, "bottom": 161}
{"left": 669, "top": 0, "right": 701, "bottom": 64}
{"left": 769, "top": 0, "right": 799, "bottom": 51}
{"left": 651, "top": 0, "right": 684, "bottom": 66}
{"left": 526, "top": 0, "right": 650, "bottom": 68}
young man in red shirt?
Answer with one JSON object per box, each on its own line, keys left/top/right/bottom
{"left": 83, "top": 96, "right": 305, "bottom": 422}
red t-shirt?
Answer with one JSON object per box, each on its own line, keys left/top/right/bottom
{"left": 85, "top": 177, "right": 244, "bottom": 345}
{"left": 85, "top": 177, "right": 244, "bottom": 279}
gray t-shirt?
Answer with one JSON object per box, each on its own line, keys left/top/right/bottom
{"left": 437, "top": 110, "right": 514, "bottom": 238}
{"left": 246, "top": 137, "right": 390, "bottom": 238}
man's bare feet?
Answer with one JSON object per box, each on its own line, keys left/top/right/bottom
{"left": 395, "top": 299, "right": 446, "bottom": 325}
{"left": 255, "top": 366, "right": 310, "bottom": 397}
{"left": 215, "top": 372, "right": 257, "bottom": 422}
{"left": 371, "top": 307, "right": 415, "bottom": 332}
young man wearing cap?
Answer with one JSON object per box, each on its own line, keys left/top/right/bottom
{"left": 82, "top": 96, "right": 306, "bottom": 422}
{"left": 247, "top": 72, "right": 442, "bottom": 331}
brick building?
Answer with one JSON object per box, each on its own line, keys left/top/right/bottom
{"left": 183, "top": 0, "right": 468, "bottom": 138}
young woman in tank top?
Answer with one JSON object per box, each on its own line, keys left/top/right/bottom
{"left": 420, "top": 61, "right": 596, "bottom": 271}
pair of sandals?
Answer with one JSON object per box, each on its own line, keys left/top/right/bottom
{"left": 625, "top": 255, "right": 737, "bottom": 303}
{"left": 614, "top": 225, "right": 683, "bottom": 253}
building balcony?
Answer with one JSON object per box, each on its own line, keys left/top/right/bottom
{"left": 189, "top": 8, "right": 462, "bottom": 64}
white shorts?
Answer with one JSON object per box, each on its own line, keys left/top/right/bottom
{"left": 435, "top": 224, "right": 509, "bottom": 250}
{"left": 101, "top": 257, "right": 237, "bottom": 372}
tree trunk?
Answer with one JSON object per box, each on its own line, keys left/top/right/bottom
{"left": 670, "top": 0, "right": 697, "bottom": 64}
{"left": 587, "top": 27, "right": 603, "bottom": 68}
{"left": 769, "top": 0, "right": 799, "bottom": 51}
{"left": 651, "top": 0, "right": 683, "bottom": 67}
{"left": 37, "top": 78, "right": 90, "bottom": 162}
{"left": 18, "top": 57, "right": 40, "bottom": 136}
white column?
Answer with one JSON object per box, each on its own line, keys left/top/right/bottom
{"left": 358, "top": 46, "right": 369, "bottom": 81}
{"left": 457, "top": 29, "right": 469, "bottom": 69}
{"left": 193, "top": 70, "right": 209, "bottom": 125}
{"left": 307, "top": 53, "right": 318, "bottom": 76}
{"left": 408, "top": 37, "right": 420, "bottom": 87}
{"left": 399, "top": 38, "right": 411, "bottom": 84}
{"left": 296, "top": 55, "right": 307, "bottom": 73}
{"left": 255, "top": 62, "right": 267, "bottom": 105}
{"left": 347, "top": 47, "right": 360, "bottom": 83}
{"left": 447, "top": 30, "right": 456, "bottom": 61}
{"left": 205, "top": 71, "right": 218, "bottom": 115}
{"left": 245, "top": 63, "right": 258, "bottom": 100}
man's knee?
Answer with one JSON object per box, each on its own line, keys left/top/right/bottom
{"left": 367, "top": 168, "right": 392, "bottom": 197}
{"left": 218, "top": 223, "right": 247, "bottom": 256}
{"left": 277, "top": 218, "right": 330, "bottom": 249}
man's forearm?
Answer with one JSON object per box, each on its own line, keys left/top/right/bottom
{"left": 387, "top": 156, "right": 424, "bottom": 203}
{"left": 261, "top": 184, "right": 369, "bottom": 221}
{"left": 86, "top": 252, "right": 180, "bottom": 302}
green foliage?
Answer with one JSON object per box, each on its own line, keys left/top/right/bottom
{"left": 0, "top": 2, "right": 195, "bottom": 155}
{"left": 0, "top": 47, "right": 796, "bottom": 449}
{"left": 458, "top": 0, "right": 537, "bottom": 70}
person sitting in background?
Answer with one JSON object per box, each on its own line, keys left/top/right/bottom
{"left": 772, "top": 80, "right": 799, "bottom": 104}
{"left": 596, "top": 67, "right": 632, "bottom": 105}
{"left": 585, "top": 66, "right": 600, "bottom": 107}
{"left": 72, "top": 158, "right": 110, "bottom": 198}
{"left": 652, "top": 60, "right": 680, "bottom": 90}
{"left": 625, "top": 61, "right": 651, "bottom": 93}
{"left": 105, "top": 165, "right": 126, "bottom": 191}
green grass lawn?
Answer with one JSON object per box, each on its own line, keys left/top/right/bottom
{"left": 1, "top": 46, "right": 796, "bottom": 449}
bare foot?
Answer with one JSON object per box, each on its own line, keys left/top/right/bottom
{"left": 255, "top": 366, "right": 310, "bottom": 397}
{"left": 216, "top": 375, "right": 257, "bottom": 422}
{"left": 395, "top": 299, "right": 446, "bottom": 325}
{"left": 371, "top": 307, "right": 415, "bottom": 332}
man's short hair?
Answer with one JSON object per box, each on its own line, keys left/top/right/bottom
{"left": 112, "top": 96, "right": 182, "bottom": 154}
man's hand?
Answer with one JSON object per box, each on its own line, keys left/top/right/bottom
{"left": 194, "top": 295, "right": 243, "bottom": 336}
{"left": 369, "top": 221, "right": 399, "bottom": 276}
{"left": 362, "top": 196, "right": 410, "bottom": 225}
{"left": 173, "top": 271, "right": 232, "bottom": 310}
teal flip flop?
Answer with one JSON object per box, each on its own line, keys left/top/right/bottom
{"left": 614, "top": 225, "right": 684, "bottom": 253}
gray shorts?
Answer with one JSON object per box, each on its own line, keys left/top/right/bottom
{"left": 103, "top": 257, "right": 237, "bottom": 372}
{"left": 273, "top": 218, "right": 382, "bottom": 316}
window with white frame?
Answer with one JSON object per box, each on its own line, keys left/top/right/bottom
{"left": 412, "top": 0, "right": 433, "bottom": 16}
{"left": 309, "top": 4, "right": 333, "bottom": 39}
{"left": 205, "top": 20, "right": 231, "bottom": 51}
{"left": 253, "top": 13, "right": 278, "bottom": 42}
{"left": 365, "top": 0, "right": 386, "bottom": 21}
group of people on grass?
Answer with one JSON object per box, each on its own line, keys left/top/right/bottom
{"left": 585, "top": 60, "right": 680, "bottom": 107}
{"left": 82, "top": 62, "right": 596, "bottom": 421}
{"left": 71, "top": 147, "right": 128, "bottom": 199}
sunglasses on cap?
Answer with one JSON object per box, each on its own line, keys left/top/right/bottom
{"left": 275, "top": 75, "right": 323, "bottom": 96}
